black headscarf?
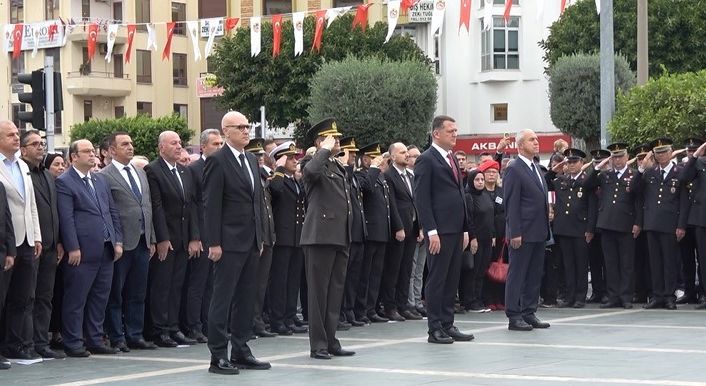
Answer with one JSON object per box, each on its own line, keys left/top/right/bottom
{"left": 466, "top": 169, "right": 484, "bottom": 196}
{"left": 43, "top": 153, "right": 64, "bottom": 170}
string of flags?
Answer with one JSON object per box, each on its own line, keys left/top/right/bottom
{"left": 3, "top": 0, "right": 576, "bottom": 62}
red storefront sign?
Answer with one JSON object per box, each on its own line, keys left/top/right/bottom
{"left": 455, "top": 133, "right": 571, "bottom": 155}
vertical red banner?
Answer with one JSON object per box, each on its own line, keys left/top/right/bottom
{"left": 125, "top": 24, "right": 136, "bottom": 63}
{"left": 312, "top": 10, "right": 326, "bottom": 52}
{"left": 272, "top": 15, "right": 282, "bottom": 57}
{"left": 87, "top": 23, "right": 99, "bottom": 61}
{"left": 162, "top": 22, "right": 176, "bottom": 60}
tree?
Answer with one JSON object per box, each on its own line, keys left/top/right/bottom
{"left": 548, "top": 53, "right": 635, "bottom": 150}
{"left": 610, "top": 70, "right": 706, "bottom": 148}
{"left": 70, "top": 114, "right": 192, "bottom": 161}
{"left": 209, "top": 14, "right": 429, "bottom": 134}
{"left": 307, "top": 57, "right": 436, "bottom": 148}
{"left": 540, "top": 0, "right": 706, "bottom": 75}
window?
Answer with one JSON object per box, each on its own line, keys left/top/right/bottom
{"left": 136, "top": 50, "right": 152, "bottom": 83}
{"left": 333, "top": 0, "right": 362, "bottom": 7}
{"left": 83, "top": 100, "right": 93, "bottom": 122}
{"left": 173, "top": 53, "right": 187, "bottom": 86}
{"left": 45, "top": 0, "right": 59, "bottom": 20}
{"left": 492, "top": 103, "right": 508, "bottom": 122}
{"left": 10, "top": 0, "right": 23, "bottom": 23}
{"left": 11, "top": 104, "right": 26, "bottom": 130}
{"left": 483, "top": 0, "right": 519, "bottom": 6}
{"left": 11, "top": 52, "right": 25, "bottom": 94}
{"left": 136, "top": 0, "right": 150, "bottom": 31}
{"left": 173, "top": 104, "right": 188, "bottom": 121}
{"left": 481, "top": 16, "right": 519, "bottom": 71}
{"left": 200, "top": 98, "right": 227, "bottom": 133}
{"left": 115, "top": 106, "right": 125, "bottom": 118}
{"left": 199, "top": 0, "right": 226, "bottom": 18}
{"left": 113, "top": 54, "right": 124, "bottom": 78}
{"left": 137, "top": 101, "right": 152, "bottom": 117}
{"left": 54, "top": 110, "right": 62, "bottom": 134}
{"left": 81, "top": 47, "right": 91, "bottom": 74}
{"left": 46, "top": 48, "right": 60, "bottom": 72}
{"left": 263, "top": 0, "right": 292, "bottom": 15}
{"left": 82, "top": 0, "right": 90, "bottom": 18}
{"left": 206, "top": 57, "right": 217, "bottom": 74}
{"left": 113, "top": 2, "right": 123, "bottom": 23}
{"left": 172, "top": 3, "right": 186, "bottom": 35}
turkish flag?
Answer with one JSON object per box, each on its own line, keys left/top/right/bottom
{"left": 400, "top": 0, "right": 417, "bottom": 13}
{"left": 352, "top": 4, "right": 372, "bottom": 32}
{"left": 503, "top": 0, "right": 512, "bottom": 23}
{"left": 48, "top": 24, "right": 58, "bottom": 41}
{"left": 125, "top": 24, "right": 136, "bottom": 63}
{"left": 162, "top": 22, "right": 176, "bottom": 60}
{"left": 272, "top": 15, "right": 283, "bottom": 58}
{"left": 225, "top": 17, "right": 240, "bottom": 32}
{"left": 12, "top": 24, "right": 23, "bottom": 59}
{"left": 87, "top": 23, "right": 99, "bottom": 61}
{"left": 312, "top": 10, "right": 326, "bottom": 53}
{"left": 561, "top": 0, "right": 567, "bottom": 14}
{"left": 459, "top": 0, "right": 471, "bottom": 33}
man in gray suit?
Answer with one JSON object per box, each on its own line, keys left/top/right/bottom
{"left": 101, "top": 132, "right": 157, "bottom": 351}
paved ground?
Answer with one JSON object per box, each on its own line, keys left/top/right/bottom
{"left": 4, "top": 305, "right": 706, "bottom": 386}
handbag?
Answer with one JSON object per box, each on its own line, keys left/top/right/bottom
{"left": 486, "top": 238, "right": 509, "bottom": 283}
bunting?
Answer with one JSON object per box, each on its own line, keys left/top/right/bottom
{"left": 203, "top": 19, "right": 220, "bottom": 57}
{"left": 125, "top": 24, "right": 136, "bottom": 63}
{"left": 430, "top": 0, "right": 445, "bottom": 37}
{"left": 312, "top": 10, "right": 326, "bottom": 52}
{"left": 146, "top": 23, "right": 157, "bottom": 51}
{"left": 87, "top": 23, "right": 98, "bottom": 62}
{"left": 225, "top": 17, "right": 239, "bottom": 32}
{"left": 187, "top": 21, "right": 202, "bottom": 60}
{"left": 503, "top": 0, "right": 513, "bottom": 23}
{"left": 326, "top": 7, "right": 351, "bottom": 28}
{"left": 48, "top": 23, "right": 58, "bottom": 41}
{"left": 251, "top": 17, "right": 261, "bottom": 57}
{"left": 352, "top": 4, "right": 372, "bottom": 32}
{"left": 272, "top": 15, "right": 283, "bottom": 57}
{"left": 459, "top": 0, "right": 471, "bottom": 34}
{"left": 31, "top": 25, "right": 40, "bottom": 57}
{"left": 385, "top": 0, "right": 400, "bottom": 43}
{"left": 12, "top": 24, "right": 22, "bottom": 59}
{"left": 483, "top": 0, "right": 493, "bottom": 31}
{"left": 105, "top": 23, "right": 119, "bottom": 62}
{"left": 293, "top": 12, "right": 305, "bottom": 56}
{"left": 162, "top": 22, "right": 176, "bottom": 60}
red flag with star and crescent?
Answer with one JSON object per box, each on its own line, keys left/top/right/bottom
{"left": 48, "top": 23, "right": 58, "bottom": 41}
{"left": 225, "top": 17, "right": 240, "bottom": 32}
{"left": 272, "top": 15, "right": 283, "bottom": 57}
{"left": 561, "top": 0, "right": 567, "bottom": 14}
{"left": 87, "top": 23, "right": 99, "bottom": 61}
{"left": 459, "top": 0, "right": 471, "bottom": 33}
{"left": 125, "top": 24, "right": 136, "bottom": 63}
{"left": 312, "top": 10, "right": 326, "bottom": 53}
{"left": 162, "top": 22, "right": 176, "bottom": 60}
{"left": 352, "top": 4, "right": 372, "bottom": 32}
{"left": 12, "top": 24, "right": 23, "bottom": 59}
{"left": 503, "top": 0, "right": 513, "bottom": 23}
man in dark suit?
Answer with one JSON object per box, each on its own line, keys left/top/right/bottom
{"left": 268, "top": 141, "right": 307, "bottom": 335}
{"left": 184, "top": 129, "right": 222, "bottom": 343}
{"left": 502, "top": 129, "right": 551, "bottom": 331}
{"left": 204, "top": 111, "right": 270, "bottom": 375}
{"left": 413, "top": 115, "right": 473, "bottom": 343}
{"left": 0, "top": 181, "right": 16, "bottom": 369}
{"left": 300, "top": 118, "right": 356, "bottom": 359}
{"left": 101, "top": 132, "right": 158, "bottom": 352}
{"left": 56, "top": 139, "right": 124, "bottom": 357}
{"left": 145, "top": 131, "right": 201, "bottom": 347}
{"left": 383, "top": 142, "right": 422, "bottom": 321}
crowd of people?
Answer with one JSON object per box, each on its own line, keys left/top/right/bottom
{"left": 0, "top": 112, "right": 704, "bottom": 375}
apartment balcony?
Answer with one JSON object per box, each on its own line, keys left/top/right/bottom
{"left": 66, "top": 25, "right": 128, "bottom": 45}
{"left": 65, "top": 71, "right": 132, "bottom": 97}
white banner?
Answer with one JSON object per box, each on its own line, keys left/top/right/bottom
{"left": 293, "top": 12, "right": 304, "bottom": 56}
{"left": 250, "top": 17, "right": 261, "bottom": 57}
{"left": 146, "top": 23, "right": 157, "bottom": 50}
{"left": 4, "top": 20, "right": 66, "bottom": 53}
{"left": 385, "top": 0, "right": 400, "bottom": 43}
{"left": 187, "top": 21, "right": 202, "bottom": 61}
{"left": 200, "top": 18, "right": 224, "bottom": 38}
{"left": 105, "top": 24, "right": 119, "bottom": 62}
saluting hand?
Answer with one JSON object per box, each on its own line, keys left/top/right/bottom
{"left": 371, "top": 155, "right": 385, "bottom": 168}
{"left": 552, "top": 159, "right": 567, "bottom": 173}
{"left": 276, "top": 155, "right": 287, "bottom": 168}
{"left": 321, "top": 135, "right": 336, "bottom": 151}
{"left": 694, "top": 142, "right": 706, "bottom": 158}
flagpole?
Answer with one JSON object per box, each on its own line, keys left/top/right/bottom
{"left": 599, "top": 0, "right": 614, "bottom": 147}
{"left": 637, "top": 0, "right": 648, "bottom": 85}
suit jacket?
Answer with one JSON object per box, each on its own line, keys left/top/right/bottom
{"left": 24, "top": 162, "right": 59, "bottom": 249}
{"left": 188, "top": 157, "right": 207, "bottom": 242}
{"left": 546, "top": 170, "right": 596, "bottom": 238}
{"left": 203, "top": 146, "right": 263, "bottom": 252}
{"left": 100, "top": 162, "right": 156, "bottom": 250}
{"left": 640, "top": 163, "right": 687, "bottom": 233}
{"left": 345, "top": 165, "right": 367, "bottom": 243}
{"left": 0, "top": 184, "right": 16, "bottom": 266}
{"left": 358, "top": 167, "right": 398, "bottom": 243}
{"left": 0, "top": 156, "right": 41, "bottom": 246}
{"left": 682, "top": 156, "right": 706, "bottom": 227}
{"left": 260, "top": 169, "right": 276, "bottom": 247}
{"left": 502, "top": 157, "right": 550, "bottom": 242}
{"left": 413, "top": 146, "right": 470, "bottom": 236}
{"left": 269, "top": 167, "right": 305, "bottom": 247}
{"left": 584, "top": 166, "right": 643, "bottom": 233}
{"left": 300, "top": 148, "right": 352, "bottom": 247}
{"left": 145, "top": 158, "right": 199, "bottom": 251}
{"left": 385, "top": 165, "right": 419, "bottom": 235}
{"left": 56, "top": 168, "right": 123, "bottom": 260}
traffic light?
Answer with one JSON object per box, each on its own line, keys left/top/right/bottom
{"left": 17, "top": 70, "right": 45, "bottom": 130}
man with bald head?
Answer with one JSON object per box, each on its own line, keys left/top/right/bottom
{"left": 144, "top": 131, "right": 200, "bottom": 347}
{"left": 204, "top": 111, "right": 270, "bottom": 374}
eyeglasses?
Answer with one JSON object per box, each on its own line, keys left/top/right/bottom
{"left": 225, "top": 124, "right": 250, "bottom": 132}
{"left": 23, "top": 140, "right": 46, "bottom": 148}
{"left": 78, "top": 149, "right": 96, "bottom": 154}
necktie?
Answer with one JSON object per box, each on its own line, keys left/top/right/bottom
{"left": 531, "top": 163, "right": 543, "bottom": 188}
{"left": 402, "top": 172, "right": 413, "bottom": 197}
{"left": 239, "top": 153, "right": 254, "bottom": 191}
{"left": 170, "top": 168, "right": 184, "bottom": 198}
{"left": 660, "top": 169, "right": 666, "bottom": 183}
{"left": 124, "top": 166, "right": 142, "bottom": 201}
{"left": 83, "top": 176, "right": 110, "bottom": 240}
{"left": 446, "top": 153, "right": 459, "bottom": 183}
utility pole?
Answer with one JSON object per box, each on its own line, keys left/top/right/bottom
{"left": 599, "top": 0, "right": 614, "bottom": 147}
{"left": 637, "top": 0, "right": 649, "bottom": 85}
{"left": 45, "top": 56, "right": 55, "bottom": 152}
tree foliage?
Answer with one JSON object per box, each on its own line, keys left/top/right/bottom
{"left": 307, "top": 56, "right": 436, "bottom": 148}
{"left": 540, "top": 0, "right": 706, "bottom": 75}
{"left": 70, "top": 114, "right": 192, "bottom": 161}
{"left": 610, "top": 70, "right": 706, "bottom": 148}
{"left": 548, "top": 53, "right": 635, "bottom": 146}
{"left": 209, "top": 13, "right": 429, "bottom": 133}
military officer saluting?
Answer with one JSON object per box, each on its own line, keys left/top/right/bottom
{"left": 682, "top": 139, "right": 706, "bottom": 309}
{"left": 631, "top": 143, "right": 653, "bottom": 304}
{"left": 678, "top": 138, "right": 704, "bottom": 306}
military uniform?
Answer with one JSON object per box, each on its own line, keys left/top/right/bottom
{"left": 586, "top": 149, "right": 610, "bottom": 304}
{"left": 678, "top": 138, "right": 704, "bottom": 304}
{"left": 631, "top": 145, "right": 652, "bottom": 303}
{"left": 682, "top": 140, "right": 706, "bottom": 309}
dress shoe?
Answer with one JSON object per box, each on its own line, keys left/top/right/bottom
{"left": 288, "top": 325, "right": 308, "bottom": 334}
{"left": 676, "top": 292, "right": 697, "bottom": 304}
{"left": 368, "top": 314, "right": 389, "bottom": 323}
{"left": 586, "top": 293, "right": 601, "bottom": 303}
{"left": 600, "top": 301, "right": 621, "bottom": 309}
{"left": 4, "top": 346, "right": 40, "bottom": 360}
{"left": 356, "top": 316, "right": 371, "bottom": 324}
{"left": 427, "top": 329, "right": 454, "bottom": 344}
{"left": 337, "top": 321, "right": 352, "bottom": 331}
{"left": 349, "top": 319, "right": 365, "bottom": 327}
{"left": 508, "top": 319, "right": 533, "bottom": 331}
{"left": 88, "top": 345, "right": 119, "bottom": 355}
{"left": 209, "top": 358, "right": 239, "bottom": 375}
{"left": 111, "top": 341, "right": 131, "bottom": 353}
{"left": 153, "top": 334, "right": 178, "bottom": 348}
{"left": 453, "top": 304, "right": 467, "bottom": 314}
{"left": 623, "top": 302, "right": 633, "bottom": 309}
{"left": 36, "top": 347, "right": 66, "bottom": 359}
{"left": 272, "top": 326, "right": 293, "bottom": 335}
{"left": 400, "top": 309, "right": 422, "bottom": 320}
{"left": 385, "top": 310, "right": 406, "bottom": 322}
{"left": 293, "top": 316, "right": 308, "bottom": 327}
{"left": 64, "top": 347, "right": 91, "bottom": 358}
{"left": 188, "top": 330, "right": 209, "bottom": 343}
{"left": 664, "top": 300, "right": 677, "bottom": 310}
{"left": 632, "top": 295, "right": 648, "bottom": 303}
{"left": 254, "top": 329, "right": 277, "bottom": 338}
{"left": 0, "top": 360, "right": 9, "bottom": 370}
{"left": 445, "top": 326, "right": 474, "bottom": 341}
{"left": 310, "top": 349, "right": 332, "bottom": 359}
{"left": 231, "top": 355, "right": 271, "bottom": 370}
{"left": 171, "top": 331, "right": 197, "bottom": 345}
{"left": 329, "top": 348, "right": 356, "bottom": 356}
{"left": 643, "top": 299, "right": 663, "bottom": 309}
{"left": 415, "top": 306, "right": 428, "bottom": 317}
{"left": 695, "top": 301, "right": 706, "bottom": 310}
{"left": 558, "top": 300, "right": 574, "bottom": 308}
{"left": 523, "top": 315, "right": 550, "bottom": 329}
{"left": 572, "top": 302, "right": 585, "bottom": 308}
{"left": 127, "top": 339, "right": 158, "bottom": 350}
{"left": 50, "top": 335, "right": 64, "bottom": 350}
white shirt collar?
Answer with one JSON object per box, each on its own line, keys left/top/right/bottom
{"left": 227, "top": 143, "right": 246, "bottom": 160}
{"left": 615, "top": 165, "right": 628, "bottom": 176}
{"left": 517, "top": 154, "right": 535, "bottom": 169}
{"left": 393, "top": 163, "right": 407, "bottom": 176}
{"left": 431, "top": 142, "right": 449, "bottom": 159}
{"left": 73, "top": 166, "right": 91, "bottom": 180}
{"left": 660, "top": 161, "right": 675, "bottom": 175}
{"left": 112, "top": 159, "right": 132, "bottom": 171}
{"left": 162, "top": 157, "right": 178, "bottom": 170}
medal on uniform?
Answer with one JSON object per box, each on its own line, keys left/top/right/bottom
{"left": 671, "top": 187, "right": 676, "bottom": 194}
{"left": 577, "top": 191, "right": 583, "bottom": 198}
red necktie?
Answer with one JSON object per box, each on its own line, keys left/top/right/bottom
{"left": 447, "top": 153, "right": 459, "bottom": 183}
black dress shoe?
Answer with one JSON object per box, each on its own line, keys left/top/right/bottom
{"left": 272, "top": 326, "right": 293, "bottom": 336}
{"left": 0, "top": 360, "right": 9, "bottom": 370}
{"left": 400, "top": 309, "right": 422, "bottom": 320}
{"left": 445, "top": 326, "right": 474, "bottom": 341}
{"left": 50, "top": 336, "right": 64, "bottom": 350}
{"left": 523, "top": 315, "right": 550, "bottom": 329}
{"left": 231, "top": 355, "right": 271, "bottom": 370}
{"left": 254, "top": 329, "right": 277, "bottom": 338}
{"left": 623, "top": 302, "right": 633, "bottom": 309}
{"left": 36, "top": 347, "right": 67, "bottom": 359}
{"left": 427, "top": 329, "right": 454, "bottom": 344}
{"left": 4, "top": 347, "right": 40, "bottom": 360}
{"left": 385, "top": 310, "right": 406, "bottom": 322}
{"left": 349, "top": 319, "right": 365, "bottom": 327}
{"left": 696, "top": 301, "right": 706, "bottom": 310}
{"left": 310, "top": 349, "right": 332, "bottom": 359}
{"left": 127, "top": 339, "right": 158, "bottom": 350}
{"left": 337, "top": 321, "right": 352, "bottom": 331}
{"left": 209, "top": 358, "right": 239, "bottom": 375}
{"left": 153, "top": 334, "right": 178, "bottom": 348}
{"left": 88, "top": 345, "right": 119, "bottom": 355}
{"left": 415, "top": 307, "right": 428, "bottom": 317}
{"left": 289, "top": 325, "right": 308, "bottom": 334}
{"left": 111, "top": 341, "right": 131, "bottom": 353}
{"left": 171, "top": 331, "right": 197, "bottom": 345}
{"left": 508, "top": 320, "right": 533, "bottom": 331}
{"left": 356, "top": 316, "right": 371, "bottom": 324}
{"left": 586, "top": 294, "right": 601, "bottom": 303}
{"left": 368, "top": 314, "right": 389, "bottom": 323}
{"left": 64, "top": 347, "right": 91, "bottom": 357}
{"left": 188, "top": 330, "right": 209, "bottom": 343}
{"left": 329, "top": 348, "right": 356, "bottom": 356}
{"left": 600, "top": 301, "right": 621, "bottom": 309}
{"left": 573, "top": 302, "right": 585, "bottom": 308}
{"left": 293, "top": 316, "right": 308, "bottom": 327}
{"left": 643, "top": 299, "right": 663, "bottom": 309}
{"left": 664, "top": 300, "right": 677, "bottom": 310}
